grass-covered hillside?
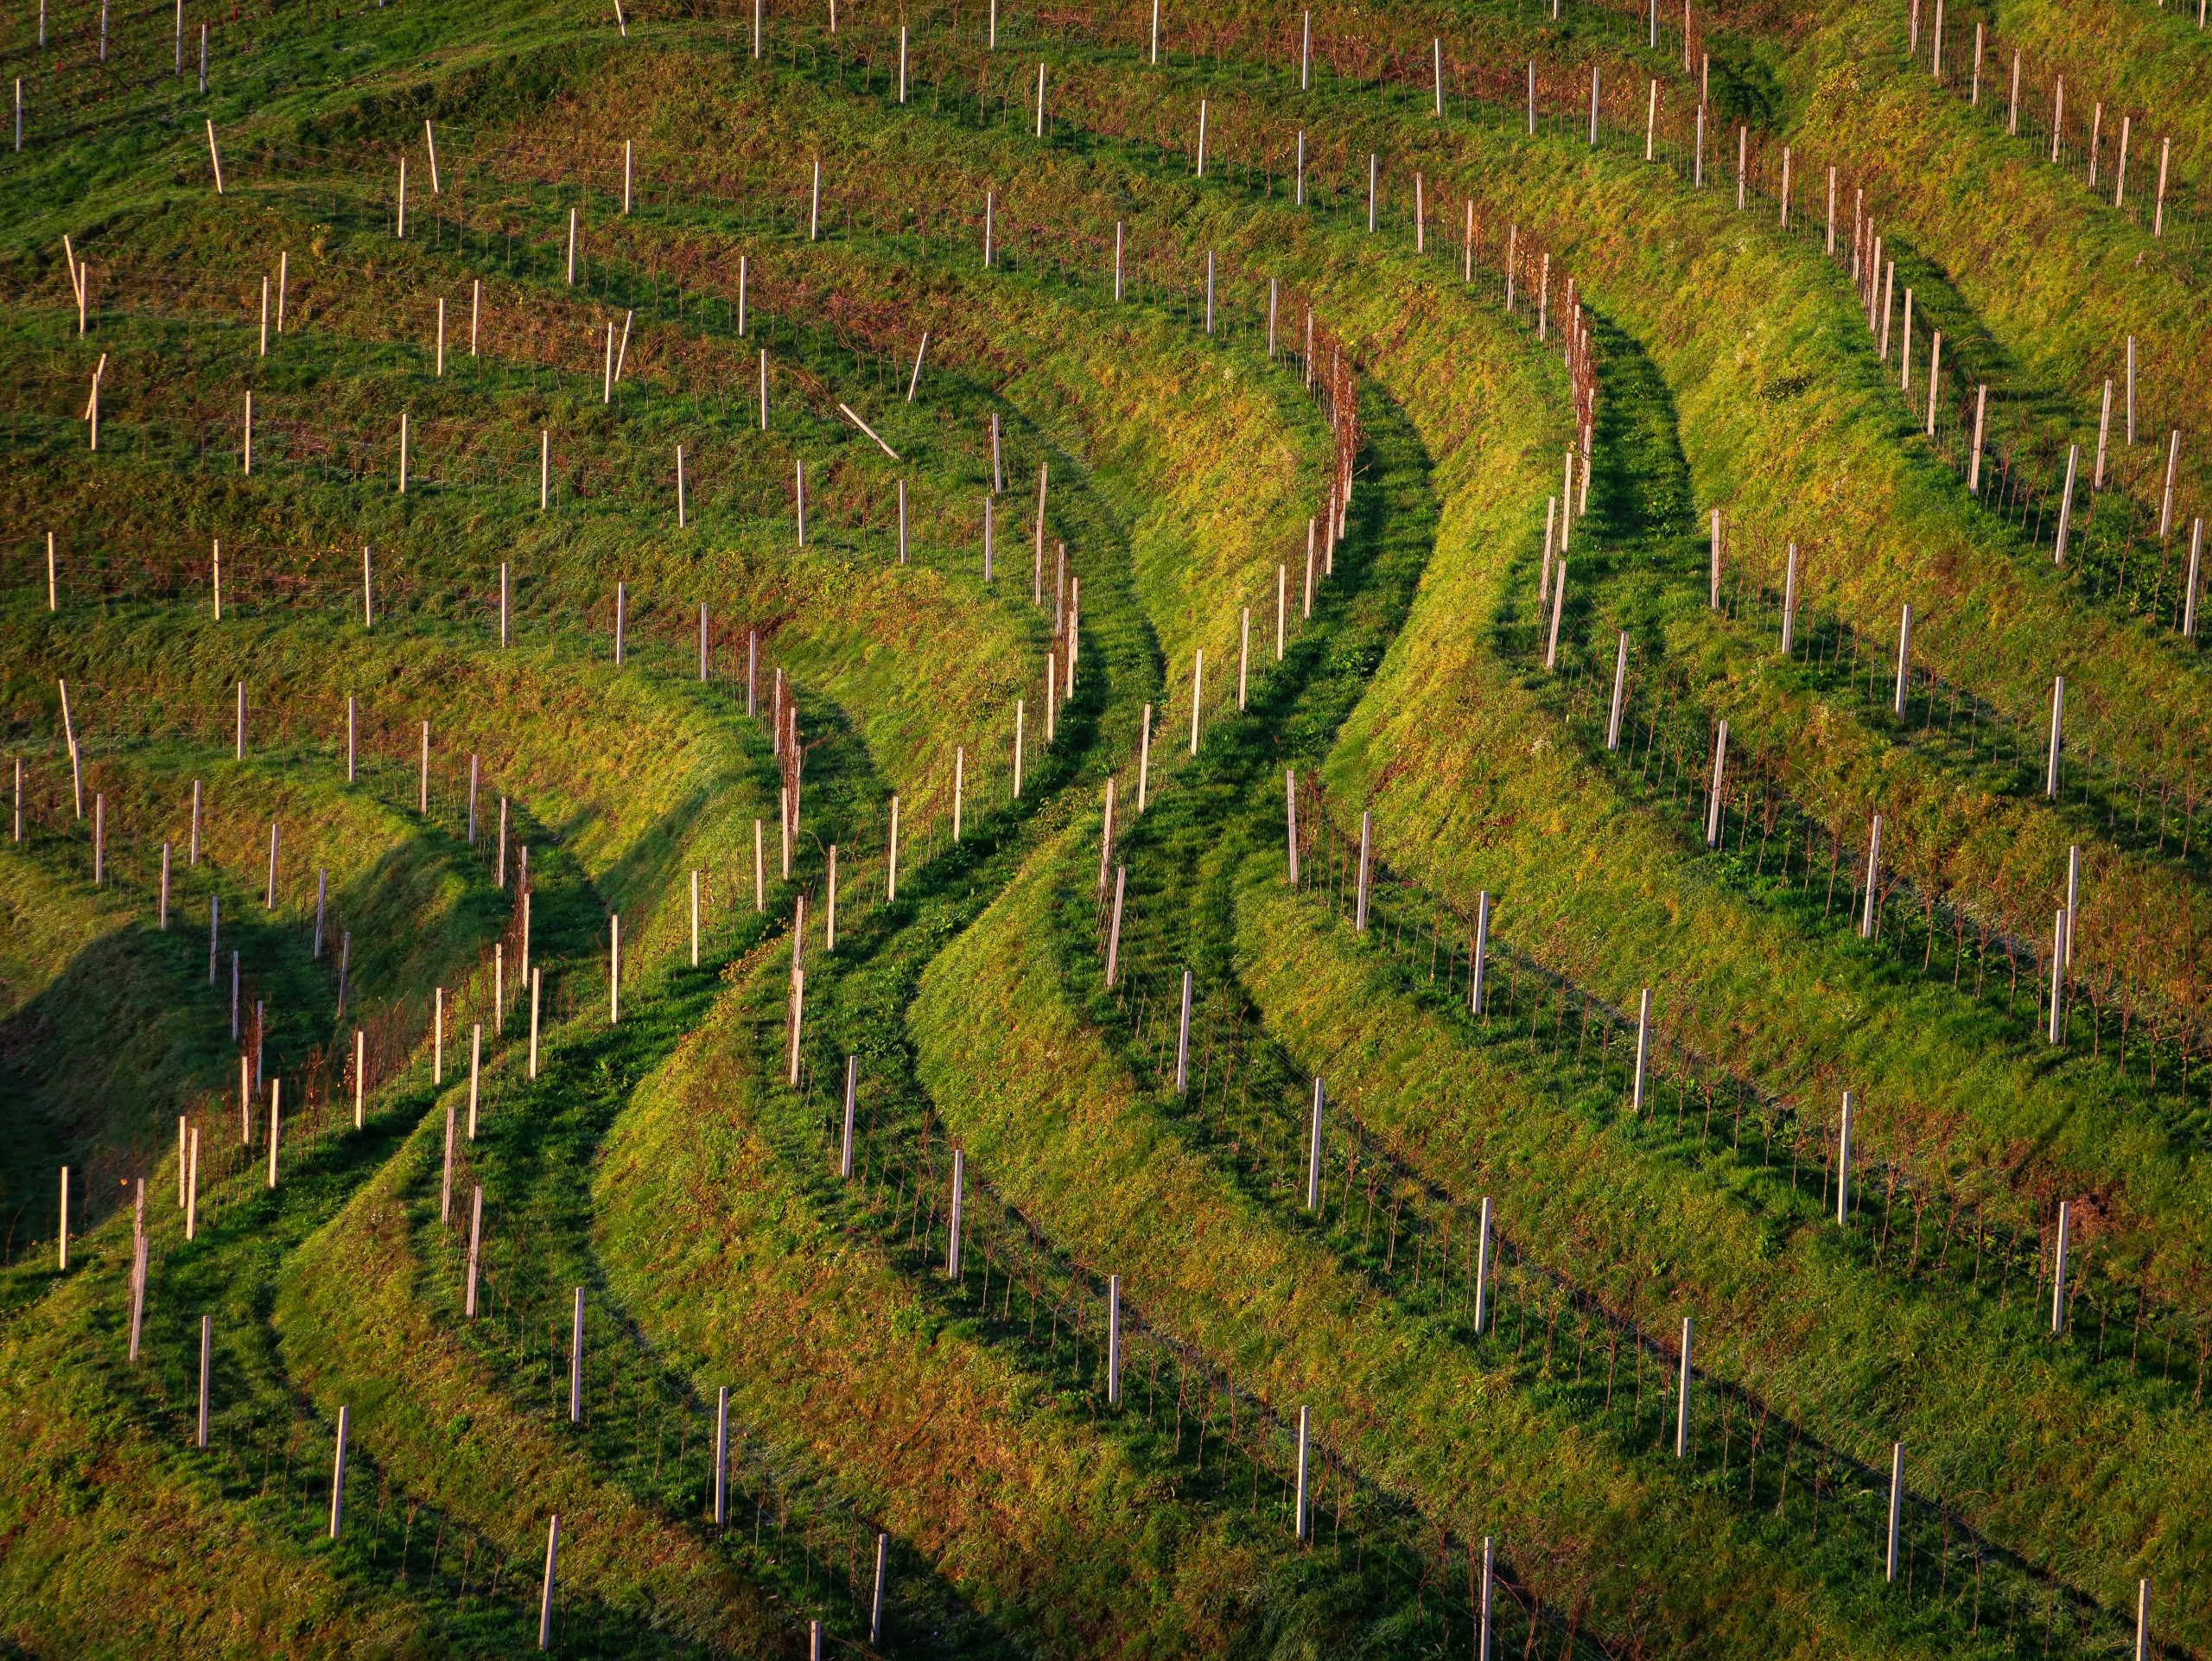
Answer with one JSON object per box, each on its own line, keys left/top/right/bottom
{"left": 2, "top": 0, "right": 2205, "bottom": 1655}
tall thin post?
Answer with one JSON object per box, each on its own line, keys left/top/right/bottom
{"left": 1472, "top": 1197, "right": 1492, "bottom": 1333}
{"left": 1675, "top": 1314, "right": 1694, "bottom": 1456}
{"left": 1305, "top": 1079, "right": 1325, "bottom": 1210}
{"left": 1175, "top": 971, "right": 1193, "bottom": 1093}
{"left": 1885, "top": 1443, "right": 1904, "bottom": 1582}
{"left": 539, "top": 1517, "right": 561, "bottom": 1650}
{"left": 1836, "top": 1091, "right": 1855, "bottom": 1225}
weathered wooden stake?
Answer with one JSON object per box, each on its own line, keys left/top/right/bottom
{"left": 1294, "top": 1406, "right": 1311, "bottom": 1539}
{"left": 1632, "top": 988, "right": 1652, "bottom": 1111}
{"left": 2054, "top": 444, "right": 2080, "bottom": 563}
{"left": 1605, "top": 630, "right": 1630, "bottom": 750}
{"left": 1170, "top": 969, "right": 1194, "bottom": 1094}
{"left": 197, "top": 1314, "right": 212, "bottom": 1446}
{"left": 2046, "top": 675, "right": 2065, "bottom": 798}
{"left": 1353, "top": 811, "right": 1374, "bottom": 931}
{"left": 1478, "top": 1203, "right": 1495, "bottom": 1335}
{"left": 1106, "top": 865, "right": 1127, "bottom": 987}
{"left": 787, "top": 967, "right": 804, "bottom": 1087}
{"left": 539, "top": 1516, "right": 561, "bottom": 1649}
{"left": 1704, "top": 720, "right": 1729, "bottom": 846}
{"left": 1305, "top": 1079, "right": 1325, "bottom": 1210}
{"left": 1836, "top": 1090, "right": 1854, "bottom": 1225}
{"left": 1676, "top": 1314, "right": 1694, "bottom": 1455}
{"left": 1861, "top": 813, "right": 1885, "bottom": 939}
{"left": 124, "top": 1179, "right": 146, "bottom": 1359}
{"left": 1546, "top": 561, "right": 1567, "bottom": 669}
{"left": 1471, "top": 891, "right": 1491, "bottom": 1015}
{"left": 466, "top": 1184, "right": 483, "bottom": 1316}
{"left": 1136, "top": 703, "right": 1154, "bottom": 811}
{"left": 529, "top": 966, "right": 543, "bottom": 1079}
{"left": 353, "top": 1029, "right": 365, "bottom": 1128}
{"left": 2183, "top": 519, "right": 2202, "bottom": 639}
{"left": 1885, "top": 1442, "right": 1904, "bottom": 1581}
{"left": 327, "top": 1404, "right": 351, "bottom": 1539}
{"left": 946, "top": 1149, "right": 966, "bottom": 1278}
{"left": 466, "top": 1023, "right": 483, "bottom": 1137}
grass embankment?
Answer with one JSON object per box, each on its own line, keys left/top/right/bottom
{"left": 1233, "top": 874, "right": 2210, "bottom": 1651}
{"left": 1744, "top": 5, "right": 2209, "bottom": 501}
{"left": 259, "top": 49, "right": 1343, "bottom": 1647}
{"left": 898, "top": 29, "right": 2212, "bottom": 1247}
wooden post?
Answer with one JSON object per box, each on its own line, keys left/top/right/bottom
{"left": 187, "top": 1126, "right": 199, "bottom": 1239}
{"left": 2054, "top": 444, "right": 2080, "bottom": 563}
{"left": 1963, "top": 382, "right": 1988, "bottom": 494}
{"left": 2183, "top": 519, "right": 2202, "bottom": 640}
{"left": 125, "top": 1180, "right": 146, "bottom": 1360}
{"left": 1285, "top": 771, "right": 1300, "bottom": 885}
{"left": 1546, "top": 558, "right": 1567, "bottom": 669}
{"left": 1925, "top": 332, "right": 1942, "bottom": 435}
{"left": 2095, "top": 381, "right": 2113, "bottom": 487}
{"left": 1293, "top": 1406, "right": 1311, "bottom": 1540}
{"left": 2160, "top": 430, "right": 2183, "bottom": 543}
{"left": 870, "top": 1533, "right": 889, "bottom": 1645}
{"left": 1354, "top": 811, "right": 1373, "bottom": 931}
{"left": 2050, "top": 1200, "right": 2072, "bottom": 1333}
{"left": 539, "top": 1516, "right": 561, "bottom": 1649}
{"left": 197, "top": 1314, "right": 212, "bottom": 1446}
{"left": 947, "top": 1149, "right": 965, "bottom": 1278}
{"left": 1478, "top": 1537, "right": 1494, "bottom": 1661}
{"left": 1632, "top": 989, "right": 1652, "bottom": 1111}
{"left": 1861, "top": 814, "right": 1885, "bottom": 940}
{"left": 328, "top": 1405, "right": 351, "bottom": 1539}
{"left": 1174, "top": 970, "right": 1193, "bottom": 1094}
{"left": 1885, "top": 1443, "right": 1904, "bottom": 1582}
{"left": 466, "top": 1185, "right": 483, "bottom": 1316}
{"left": 1137, "top": 703, "right": 1153, "bottom": 811}
{"left": 2046, "top": 676, "right": 2065, "bottom": 798}
{"left": 467, "top": 1024, "right": 483, "bottom": 1137}
{"left": 353, "top": 1029, "right": 365, "bottom": 1128}
{"left": 788, "top": 968, "right": 804, "bottom": 1087}
{"left": 1836, "top": 1091, "right": 1854, "bottom": 1224}
{"left": 1606, "top": 630, "right": 1630, "bottom": 749}
{"left": 840, "top": 1056, "right": 858, "bottom": 1179}
{"left": 1471, "top": 891, "right": 1491, "bottom": 1015}
{"left": 1238, "top": 608, "right": 1250, "bottom": 710}
{"left": 2048, "top": 909, "right": 2067, "bottom": 1044}
{"left": 1106, "top": 865, "right": 1126, "bottom": 987}
{"left": 529, "top": 966, "right": 543, "bottom": 1079}
{"left": 1676, "top": 1314, "right": 1694, "bottom": 1455}
{"left": 609, "top": 914, "right": 621, "bottom": 1024}
{"left": 1704, "top": 720, "right": 1729, "bottom": 846}
{"left": 1892, "top": 606, "right": 1913, "bottom": 718}
{"left": 1305, "top": 1079, "right": 1325, "bottom": 1210}
{"left": 1472, "top": 1197, "right": 1492, "bottom": 1333}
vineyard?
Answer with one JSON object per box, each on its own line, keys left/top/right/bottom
{"left": 3, "top": 0, "right": 2209, "bottom": 1654}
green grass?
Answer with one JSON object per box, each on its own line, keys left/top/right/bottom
{"left": 4, "top": 3, "right": 2209, "bottom": 1653}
